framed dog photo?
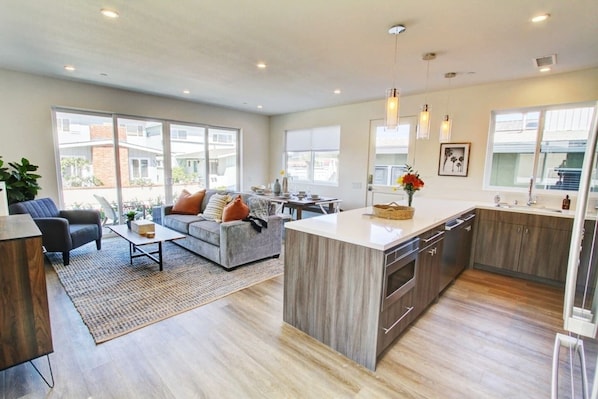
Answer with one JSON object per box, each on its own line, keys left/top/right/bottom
{"left": 439, "top": 143, "right": 470, "bottom": 177}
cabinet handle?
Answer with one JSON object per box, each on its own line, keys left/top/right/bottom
{"left": 428, "top": 247, "right": 437, "bottom": 256}
{"left": 445, "top": 219, "right": 464, "bottom": 231}
{"left": 465, "top": 226, "right": 472, "bottom": 232}
{"left": 422, "top": 231, "right": 444, "bottom": 243}
{"left": 382, "top": 306, "right": 415, "bottom": 334}
{"left": 462, "top": 214, "right": 476, "bottom": 222}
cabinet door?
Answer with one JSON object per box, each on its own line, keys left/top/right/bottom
{"left": 474, "top": 219, "right": 522, "bottom": 271}
{"left": 415, "top": 239, "right": 443, "bottom": 316}
{"left": 519, "top": 225, "right": 571, "bottom": 282}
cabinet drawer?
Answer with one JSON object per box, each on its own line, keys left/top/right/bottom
{"left": 377, "top": 289, "right": 415, "bottom": 356}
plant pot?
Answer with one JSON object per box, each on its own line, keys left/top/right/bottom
{"left": 126, "top": 220, "right": 132, "bottom": 230}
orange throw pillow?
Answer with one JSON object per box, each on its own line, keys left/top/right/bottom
{"left": 171, "top": 189, "right": 206, "bottom": 215}
{"left": 222, "top": 195, "right": 250, "bottom": 222}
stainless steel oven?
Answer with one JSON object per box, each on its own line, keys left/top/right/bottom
{"left": 381, "top": 237, "right": 419, "bottom": 311}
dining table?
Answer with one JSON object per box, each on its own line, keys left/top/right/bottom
{"left": 262, "top": 194, "right": 341, "bottom": 220}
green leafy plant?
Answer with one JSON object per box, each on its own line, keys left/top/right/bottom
{"left": 0, "top": 156, "right": 42, "bottom": 205}
{"left": 125, "top": 211, "right": 137, "bottom": 221}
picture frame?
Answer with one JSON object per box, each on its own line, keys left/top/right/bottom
{"left": 438, "top": 142, "right": 470, "bottom": 177}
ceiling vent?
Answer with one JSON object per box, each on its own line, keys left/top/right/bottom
{"left": 534, "top": 54, "right": 557, "bottom": 68}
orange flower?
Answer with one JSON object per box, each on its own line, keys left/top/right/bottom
{"left": 397, "top": 165, "right": 424, "bottom": 192}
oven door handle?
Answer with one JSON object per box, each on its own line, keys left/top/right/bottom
{"left": 383, "top": 306, "right": 415, "bottom": 334}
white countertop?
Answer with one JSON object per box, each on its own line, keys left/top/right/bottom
{"left": 284, "top": 197, "right": 581, "bottom": 251}
{"left": 284, "top": 198, "right": 478, "bottom": 251}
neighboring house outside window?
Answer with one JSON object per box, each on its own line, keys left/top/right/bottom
{"left": 485, "top": 102, "right": 596, "bottom": 192}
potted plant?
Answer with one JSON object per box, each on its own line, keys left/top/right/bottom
{"left": 0, "top": 156, "right": 41, "bottom": 205}
{"left": 125, "top": 211, "right": 136, "bottom": 229}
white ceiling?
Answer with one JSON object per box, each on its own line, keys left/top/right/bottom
{"left": 1, "top": 0, "right": 597, "bottom": 116}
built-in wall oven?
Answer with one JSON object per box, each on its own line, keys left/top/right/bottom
{"left": 381, "top": 237, "right": 419, "bottom": 311}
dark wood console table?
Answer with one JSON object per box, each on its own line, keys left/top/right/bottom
{"left": 0, "top": 214, "right": 54, "bottom": 386}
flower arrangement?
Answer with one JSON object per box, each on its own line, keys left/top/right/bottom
{"left": 397, "top": 165, "right": 424, "bottom": 207}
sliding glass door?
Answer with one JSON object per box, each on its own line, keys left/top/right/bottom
{"left": 53, "top": 108, "right": 240, "bottom": 225}
{"left": 54, "top": 110, "right": 122, "bottom": 224}
{"left": 117, "top": 117, "right": 165, "bottom": 220}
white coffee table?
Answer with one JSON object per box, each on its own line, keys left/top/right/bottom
{"left": 108, "top": 224, "right": 185, "bottom": 271}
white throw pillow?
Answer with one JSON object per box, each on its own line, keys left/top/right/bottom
{"left": 201, "top": 193, "right": 231, "bottom": 222}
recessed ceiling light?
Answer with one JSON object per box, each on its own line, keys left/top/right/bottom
{"left": 64, "top": 65, "right": 75, "bottom": 71}
{"left": 100, "top": 8, "right": 119, "bottom": 18}
{"left": 257, "top": 105, "right": 263, "bottom": 109}
{"left": 183, "top": 90, "right": 190, "bottom": 94}
{"left": 333, "top": 89, "right": 341, "bottom": 94}
{"left": 531, "top": 13, "right": 550, "bottom": 23}
{"left": 256, "top": 62, "right": 267, "bottom": 69}
{"left": 539, "top": 67, "right": 551, "bottom": 73}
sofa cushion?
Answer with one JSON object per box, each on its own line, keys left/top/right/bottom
{"left": 222, "top": 195, "right": 250, "bottom": 222}
{"left": 171, "top": 189, "right": 206, "bottom": 215}
{"left": 188, "top": 220, "right": 221, "bottom": 246}
{"left": 163, "top": 214, "right": 203, "bottom": 234}
{"left": 202, "top": 193, "right": 231, "bottom": 222}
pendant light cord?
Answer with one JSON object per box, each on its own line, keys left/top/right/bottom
{"left": 392, "top": 34, "right": 399, "bottom": 88}
{"left": 424, "top": 59, "right": 430, "bottom": 104}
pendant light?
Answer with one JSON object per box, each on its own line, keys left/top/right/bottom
{"left": 439, "top": 72, "right": 456, "bottom": 142}
{"left": 385, "top": 24, "right": 406, "bottom": 130}
{"left": 417, "top": 53, "right": 436, "bottom": 140}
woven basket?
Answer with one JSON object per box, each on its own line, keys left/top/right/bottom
{"left": 373, "top": 202, "right": 415, "bottom": 220}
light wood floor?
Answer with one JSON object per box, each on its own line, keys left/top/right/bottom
{"left": 1, "top": 264, "right": 596, "bottom": 398}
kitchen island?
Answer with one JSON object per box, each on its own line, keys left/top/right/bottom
{"left": 282, "top": 198, "right": 478, "bottom": 370}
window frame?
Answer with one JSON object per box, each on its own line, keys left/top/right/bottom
{"left": 284, "top": 126, "right": 340, "bottom": 187}
{"left": 484, "top": 101, "right": 596, "bottom": 194}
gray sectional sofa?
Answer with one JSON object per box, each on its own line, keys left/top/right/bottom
{"left": 162, "top": 190, "right": 283, "bottom": 269}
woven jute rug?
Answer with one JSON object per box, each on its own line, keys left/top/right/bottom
{"left": 47, "top": 237, "right": 284, "bottom": 343}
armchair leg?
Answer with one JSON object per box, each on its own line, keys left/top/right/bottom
{"left": 62, "top": 252, "right": 70, "bottom": 266}
{"left": 96, "top": 239, "right": 102, "bottom": 250}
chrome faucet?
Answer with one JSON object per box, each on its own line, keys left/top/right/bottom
{"left": 527, "top": 177, "right": 536, "bottom": 206}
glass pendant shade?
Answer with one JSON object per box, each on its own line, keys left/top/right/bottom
{"left": 417, "top": 104, "right": 431, "bottom": 139}
{"left": 385, "top": 88, "right": 399, "bottom": 129}
{"left": 439, "top": 114, "right": 452, "bottom": 142}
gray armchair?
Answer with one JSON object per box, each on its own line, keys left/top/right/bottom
{"left": 8, "top": 197, "right": 102, "bottom": 265}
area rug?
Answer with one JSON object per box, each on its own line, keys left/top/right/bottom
{"left": 47, "top": 238, "right": 284, "bottom": 343}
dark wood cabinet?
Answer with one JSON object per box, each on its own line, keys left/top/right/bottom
{"left": 0, "top": 214, "right": 53, "bottom": 371}
{"left": 414, "top": 228, "right": 444, "bottom": 318}
{"left": 473, "top": 209, "right": 573, "bottom": 283}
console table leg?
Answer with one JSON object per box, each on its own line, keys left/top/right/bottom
{"left": 29, "top": 354, "right": 54, "bottom": 388}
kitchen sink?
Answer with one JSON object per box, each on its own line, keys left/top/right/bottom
{"left": 496, "top": 203, "right": 563, "bottom": 213}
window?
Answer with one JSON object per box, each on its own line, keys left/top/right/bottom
{"left": 486, "top": 102, "right": 596, "bottom": 192}
{"left": 130, "top": 158, "right": 149, "bottom": 179}
{"left": 285, "top": 126, "right": 340, "bottom": 185}
{"left": 53, "top": 109, "right": 240, "bottom": 216}
{"left": 372, "top": 122, "right": 410, "bottom": 186}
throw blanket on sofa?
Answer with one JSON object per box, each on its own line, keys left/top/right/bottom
{"left": 244, "top": 215, "right": 268, "bottom": 232}
{"left": 245, "top": 197, "right": 271, "bottom": 232}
